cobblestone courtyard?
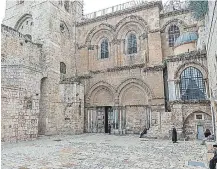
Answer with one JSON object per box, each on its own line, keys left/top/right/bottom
{"left": 2, "top": 134, "right": 207, "bottom": 169}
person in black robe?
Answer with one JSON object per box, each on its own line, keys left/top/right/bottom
{"left": 209, "top": 145, "right": 217, "bottom": 169}
{"left": 108, "top": 124, "right": 111, "bottom": 135}
{"left": 139, "top": 127, "right": 147, "bottom": 138}
{"left": 204, "top": 129, "right": 211, "bottom": 138}
{"left": 172, "top": 127, "right": 177, "bottom": 143}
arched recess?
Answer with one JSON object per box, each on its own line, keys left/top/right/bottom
{"left": 38, "top": 77, "right": 49, "bottom": 135}
{"left": 160, "top": 19, "right": 189, "bottom": 33}
{"left": 174, "top": 61, "right": 208, "bottom": 80}
{"left": 117, "top": 78, "right": 154, "bottom": 106}
{"left": 93, "top": 31, "right": 114, "bottom": 45}
{"left": 115, "top": 15, "right": 148, "bottom": 39}
{"left": 85, "top": 23, "right": 115, "bottom": 45}
{"left": 183, "top": 111, "right": 212, "bottom": 140}
{"left": 14, "top": 14, "right": 33, "bottom": 37}
{"left": 86, "top": 81, "right": 116, "bottom": 106}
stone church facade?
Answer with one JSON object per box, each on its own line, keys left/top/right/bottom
{"left": 1, "top": 0, "right": 213, "bottom": 142}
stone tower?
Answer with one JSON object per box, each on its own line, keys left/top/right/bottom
{"left": 2, "top": 0, "right": 84, "bottom": 138}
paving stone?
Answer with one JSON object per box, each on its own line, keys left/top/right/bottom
{"left": 2, "top": 134, "right": 208, "bottom": 169}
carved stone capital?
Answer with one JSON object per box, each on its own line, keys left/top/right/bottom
{"left": 112, "top": 39, "right": 122, "bottom": 45}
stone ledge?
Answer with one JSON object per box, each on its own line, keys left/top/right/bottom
{"left": 165, "top": 50, "right": 207, "bottom": 63}
{"left": 169, "top": 100, "right": 211, "bottom": 105}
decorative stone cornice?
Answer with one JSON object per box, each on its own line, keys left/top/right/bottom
{"left": 77, "top": 1, "right": 163, "bottom": 27}
{"left": 60, "top": 75, "right": 92, "bottom": 84}
{"left": 164, "top": 50, "right": 207, "bottom": 63}
{"left": 143, "top": 65, "right": 164, "bottom": 72}
{"left": 77, "top": 44, "right": 87, "bottom": 50}
{"left": 160, "top": 9, "right": 190, "bottom": 19}
{"left": 88, "top": 64, "right": 164, "bottom": 75}
{"left": 169, "top": 100, "right": 210, "bottom": 105}
{"left": 107, "top": 63, "right": 146, "bottom": 72}
{"left": 149, "top": 29, "right": 160, "bottom": 33}
{"left": 111, "top": 38, "right": 123, "bottom": 45}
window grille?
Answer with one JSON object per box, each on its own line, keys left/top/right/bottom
{"left": 127, "top": 33, "right": 137, "bottom": 54}
{"left": 180, "top": 67, "right": 206, "bottom": 100}
{"left": 100, "top": 39, "right": 109, "bottom": 59}
{"left": 168, "top": 25, "right": 180, "bottom": 47}
{"left": 196, "top": 114, "right": 203, "bottom": 120}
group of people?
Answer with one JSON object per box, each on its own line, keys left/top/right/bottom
{"left": 108, "top": 124, "right": 217, "bottom": 168}
{"left": 139, "top": 126, "right": 178, "bottom": 143}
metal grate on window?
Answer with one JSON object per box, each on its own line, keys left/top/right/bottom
{"left": 100, "top": 39, "right": 109, "bottom": 59}
{"left": 127, "top": 33, "right": 137, "bottom": 54}
{"left": 168, "top": 25, "right": 180, "bottom": 47}
{"left": 180, "top": 67, "right": 206, "bottom": 100}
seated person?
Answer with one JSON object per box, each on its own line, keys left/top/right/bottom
{"left": 205, "top": 129, "right": 211, "bottom": 138}
{"left": 202, "top": 129, "right": 212, "bottom": 145}
{"left": 140, "top": 127, "right": 147, "bottom": 138}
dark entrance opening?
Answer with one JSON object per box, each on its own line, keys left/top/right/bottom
{"left": 104, "top": 106, "right": 112, "bottom": 133}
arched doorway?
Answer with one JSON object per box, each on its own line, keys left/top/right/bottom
{"left": 86, "top": 83, "right": 116, "bottom": 133}
{"left": 118, "top": 80, "right": 151, "bottom": 134}
{"left": 183, "top": 111, "right": 212, "bottom": 140}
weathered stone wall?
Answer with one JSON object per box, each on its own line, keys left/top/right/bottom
{"left": 58, "top": 82, "right": 85, "bottom": 134}
{"left": 205, "top": 0, "right": 217, "bottom": 139}
{"left": 1, "top": 25, "right": 43, "bottom": 142}
{"left": 1, "top": 1, "right": 85, "bottom": 141}
{"left": 155, "top": 101, "right": 211, "bottom": 140}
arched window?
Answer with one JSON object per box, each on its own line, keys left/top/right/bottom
{"left": 60, "top": 62, "right": 66, "bottom": 74}
{"left": 127, "top": 33, "right": 137, "bottom": 54}
{"left": 168, "top": 25, "right": 180, "bottom": 47}
{"left": 180, "top": 67, "right": 206, "bottom": 100}
{"left": 100, "top": 39, "right": 109, "bottom": 59}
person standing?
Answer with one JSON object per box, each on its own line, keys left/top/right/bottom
{"left": 209, "top": 145, "right": 217, "bottom": 169}
{"left": 108, "top": 123, "right": 111, "bottom": 135}
{"left": 172, "top": 127, "right": 177, "bottom": 143}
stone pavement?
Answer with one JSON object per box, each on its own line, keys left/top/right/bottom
{"left": 1, "top": 134, "right": 208, "bottom": 169}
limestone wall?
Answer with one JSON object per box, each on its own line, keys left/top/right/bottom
{"left": 1, "top": 24, "right": 43, "bottom": 142}
{"left": 206, "top": 0, "right": 217, "bottom": 138}
{"left": 58, "top": 82, "right": 85, "bottom": 134}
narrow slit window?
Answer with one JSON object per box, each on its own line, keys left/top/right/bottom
{"left": 127, "top": 33, "right": 137, "bottom": 54}
{"left": 100, "top": 39, "right": 109, "bottom": 59}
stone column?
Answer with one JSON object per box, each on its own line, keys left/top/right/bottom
{"left": 175, "top": 79, "right": 180, "bottom": 100}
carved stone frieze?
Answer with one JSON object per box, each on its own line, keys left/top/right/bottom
{"left": 165, "top": 50, "right": 207, "bottom": 62}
